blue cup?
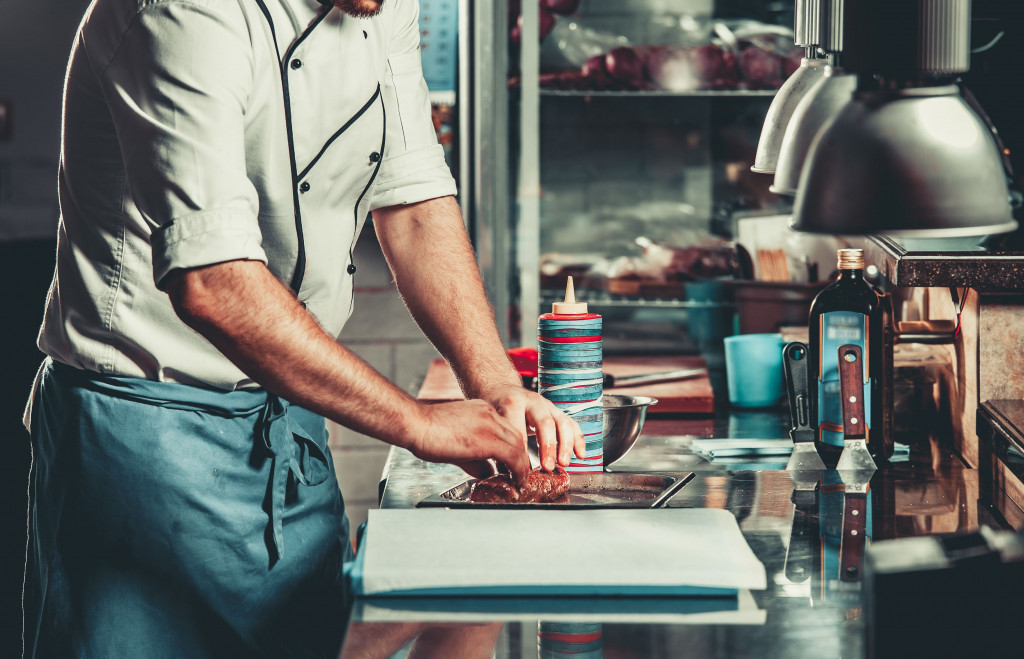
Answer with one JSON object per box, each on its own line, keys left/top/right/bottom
{"left": 723, "top": 333, "right": 785, "bottom": 408}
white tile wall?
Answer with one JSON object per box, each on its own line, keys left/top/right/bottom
{"left": 341, "top": 286, "right": 427, "bottom": 342}
{"left": 332, "top": 446, "right": 391, "bottom": 508}
{"left": 394, "top": 342, "right": 443, "bottom": 395}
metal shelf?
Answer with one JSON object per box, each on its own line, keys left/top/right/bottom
{"left": 537, "top": 88, "right": 778, "bottom": 99}
{"left": 476, "top": 0, "right": 780, "bottom": 347}
{"left": 541, "top": 291, "right": 733, "bottom": 309}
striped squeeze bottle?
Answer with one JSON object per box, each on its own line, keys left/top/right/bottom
{"left": 537, "top": 277, "right": 604, "bottom": 472}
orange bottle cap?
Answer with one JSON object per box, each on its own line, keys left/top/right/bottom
{"left": 552, "top": 276, "right": 589, "bottom": 315}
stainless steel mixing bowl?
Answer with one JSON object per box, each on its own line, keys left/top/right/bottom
{"left": 602, "top": 394, "right": 658, "bottom": 466}
{"left": 527, "top": 394, "right": 658, "bottom": 469}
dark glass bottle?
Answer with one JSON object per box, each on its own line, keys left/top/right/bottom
{"left": 808, "top": 249, "right": 893, "bottom": 463}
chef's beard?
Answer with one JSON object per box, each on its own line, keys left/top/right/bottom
{"left": 332, "top": 0, "right": 384, "bottom": 18}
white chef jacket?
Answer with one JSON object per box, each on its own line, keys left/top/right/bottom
{"left": 37, "top": 0, "right": 457, "bottom": 390}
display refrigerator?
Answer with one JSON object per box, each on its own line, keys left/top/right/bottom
{"left": 455, "top": 0, "right": 811, "bottom": 352}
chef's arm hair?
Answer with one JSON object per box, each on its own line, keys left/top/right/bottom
{"left": 372, "top": 195, "right": 521, "bottom": 400}
{"left": 165, "top": 260, "right": 426, "bottom": 445}
{"left": 163, "top": 257, "right": 531, "bottom": 482}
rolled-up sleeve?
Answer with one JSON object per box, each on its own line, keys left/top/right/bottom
{"left": 150, "top": 210, "right": 266, "bottom": 284}
{"left": 370, "top": 0, "right": 457, "bottom": 211}
{"left": 101, "top": 0, "right": 267, "bottom": 288}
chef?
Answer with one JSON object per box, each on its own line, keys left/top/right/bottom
{"left": 21, "top": 0, "right": 583, "bottom": 656}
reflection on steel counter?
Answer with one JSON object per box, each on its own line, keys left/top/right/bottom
{"left": 365, "top": 408, "right": 996, "bottom": 658}
{"left": 538, "top": 621, "right": 602, "bottom": 658}
{"left": 340, "top": 621, "right": 503, "bottom": 659}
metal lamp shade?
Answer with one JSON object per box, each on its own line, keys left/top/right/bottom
{"left": 751, "top": 58, "right": 829, "bottom": 174}
{"left": 791, "top": 87, "right": 1017, "bottom": 237}
{"left": 771, "top": 69, "right": 856, "bottom": 196}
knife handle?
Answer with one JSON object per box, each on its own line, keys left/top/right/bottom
{"left": 783, "top": 342, "right": 810, "bottom": 432}
{"left": 837, "top": 344, "right": 866, "bottom": 440}
{"left": 604, "top": 368, "right": 705, "bottom": 388}
{"left": 840, "top": 491, "right": 868, "bottom": 582}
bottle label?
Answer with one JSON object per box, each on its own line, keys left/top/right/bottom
{"left": 818, "top": 311, "right": 872, "bottom": 448}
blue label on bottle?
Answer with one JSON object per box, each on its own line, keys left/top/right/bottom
{"left": 818, "top": 311, "right": 872, "bottom": 448}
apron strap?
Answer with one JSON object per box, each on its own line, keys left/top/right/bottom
{"left": 256, "top": 393, "right": 331, "bottom": 564}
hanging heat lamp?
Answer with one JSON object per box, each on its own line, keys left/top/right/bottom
{"left": 791, "top": 0, "right": 1016, "bottom": 237}
{"left": 772, "top": 0, "right": 856, "bottom": 196}
{"left": 751, "top": 0, "right": 829, "bottom": 174}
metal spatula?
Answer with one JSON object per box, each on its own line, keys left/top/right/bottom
{"left": 834, "top": 345, "right": 874, "bottom": 583}
{"left": 783, "top": 342, "right": 826, "bottom": 474}
{"left": 835, "top": 344, "right": 877, "bottom": 474}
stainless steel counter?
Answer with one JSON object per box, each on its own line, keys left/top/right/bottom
{"left": 341, "top": 411, "right": 999, "bottom": 659}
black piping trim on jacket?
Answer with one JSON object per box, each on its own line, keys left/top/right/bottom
{"left": 352, "top": 96, "right": 386, "bottom": 249}
{"left": 348, "top": 96, "right": 386, "bottom": 314}
{"left": 253, "top": 0, "right": 331, "bottom": 294}
{"left": 298, "top": 85, "right": 381, "bottom": 181}
{"left": 352, "top": 97, "right": 385, "bottom": 234}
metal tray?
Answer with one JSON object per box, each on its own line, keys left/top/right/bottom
{"left": 416, "top": 472, "right": 695, "bottom": 509}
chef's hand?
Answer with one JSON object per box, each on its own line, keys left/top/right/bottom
{"left": 410, "top": 400, "right": 532, "bottom": 485}
{"left": 478, "top": 385, "right": 586, "bottom": 472}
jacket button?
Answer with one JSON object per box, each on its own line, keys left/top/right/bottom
{"left": 299, "top": 181, "right": 310, "bottom": 193}
{"left": 290, "top": 58, "right": 302, "bottom": 70}
{"left": 369, "top": 152, "right": 381, "bottom": 163}
{"left": 347, "top": 264, "right": 357, "bottom": 275}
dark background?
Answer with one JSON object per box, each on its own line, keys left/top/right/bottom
{"left": 3, "top": 0, "right": 1024, "bottom": 655}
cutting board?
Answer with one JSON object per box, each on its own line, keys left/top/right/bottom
{"left": 352, "top": 508, "right": 766, "bottom": 597}
{"left": 417, "top": 355, "right": 714, "bottom": 415}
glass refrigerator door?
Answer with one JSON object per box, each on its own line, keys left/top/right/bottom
{"left": 461, "top": 1, "right": 800, "bottom": 351}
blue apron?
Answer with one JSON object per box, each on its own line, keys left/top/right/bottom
{"left": 24, "top": 358, "right": 354, "bottom": 658}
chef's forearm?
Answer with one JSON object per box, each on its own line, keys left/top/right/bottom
{"left": 373, "top": 196, "right": 521, "bottom": 398}
{"left": 164, "top": 259, "right": 426, "bottom": 447}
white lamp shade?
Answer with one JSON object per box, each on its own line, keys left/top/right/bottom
{"left": 771, "top": 69, "right": 857, "bottom": 196}
{"left": 751, "top": 58, "right": 829, "bottom": 175}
